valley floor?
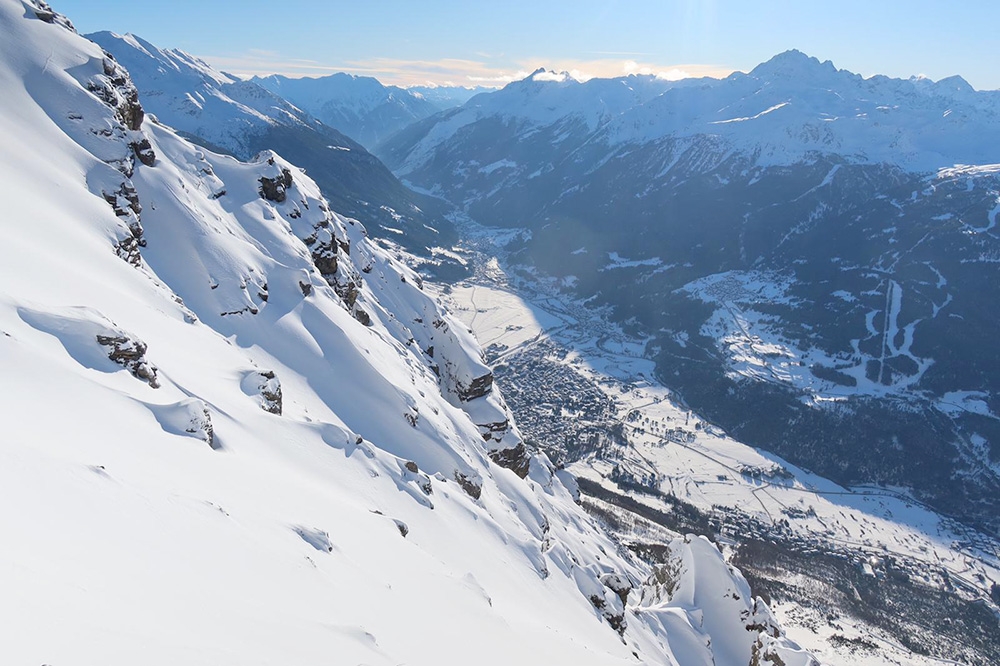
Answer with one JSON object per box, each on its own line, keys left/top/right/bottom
{"left": 422, "top": 221, "right": 1000, "bottom": 666}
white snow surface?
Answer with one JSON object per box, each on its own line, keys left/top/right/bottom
{"left": 0, "top": 4, "right": 813, "bottom": 665}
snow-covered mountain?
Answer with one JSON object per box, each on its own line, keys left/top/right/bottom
{"left": 379, "top": 55, "right": 1000, "bottom": 531}
{"left": 408, "top": 83, "right": 493, "bottom": 110}
{"left": 0, "top": 3, "right": 816, "bottom": 665}
{"left": 383, "top": 52, "right": 1000, "bottom": 176}
{"left": 89, "top": 31, "right": 455, "bottom": 256}
{"left": 252, "top": 72, "right": 484, "bottom": 150}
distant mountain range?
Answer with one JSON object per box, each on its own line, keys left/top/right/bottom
{"left": 378, "top": 51, "right": 1000, "bottom": 531}
{"left": 252, "top": 72, "right": 488, "bottom": 149}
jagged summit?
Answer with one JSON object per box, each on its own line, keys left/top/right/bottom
{"left": 749, "top": 48, "right": 839, "bottom": 80}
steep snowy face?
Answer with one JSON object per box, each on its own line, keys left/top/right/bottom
{"left": 87, "top": 31, "right": 331, "bottom": 157}
{"left": 91, "top": 30, "right": 457, "bottom": 255}
{"left": 0, "top": 3, "right": 813, "bottom": 665}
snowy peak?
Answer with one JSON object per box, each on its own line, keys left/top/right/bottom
{"left": 749, "top": 48, "right": 840, "bottom": 81}
{"left": 934, "top": 73, "right": 976, "bottom": 95}
{"left": 527, "top": 68, "right": 577, "bottom": 84}
{"left": 90, "top": 31, "right": 236, "bottom": 88}
{"left": 88, "top": 30, "right": 320, "bottom": 154}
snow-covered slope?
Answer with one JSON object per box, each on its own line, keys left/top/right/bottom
{"left": 253, "top": 72, "right": 467, "bottom": 150}
{"left": 0, "top": 3, "right": 814, "bottom": 665}
{"left": 90, "top": 30, "right": 455, "bottom": 254}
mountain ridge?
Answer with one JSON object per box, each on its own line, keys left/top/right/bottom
{"left": 90, "top": 29, "right": 458, "bottom": 257}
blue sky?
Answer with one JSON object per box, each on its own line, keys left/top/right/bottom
{"left": 56, "top": 0, "right": 1000, "bottom": 89}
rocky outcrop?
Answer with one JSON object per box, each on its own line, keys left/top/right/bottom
{"left": 89, "top": 54, "right": 144, "bottom": 134}
{"left": 30, "top": 1, "right": 75, "bottom": 30}
{"left": 256, "top": 370, "right": 282, "bottom": 415}
{"left": 588, "top": 593, "right": 626, "bottom": 635}
{"left": 131, "top": 137, "right": 155, "bottom": 166}
{"left": 295, "top": 198, "right": 368, "bottom": 325}
{"left": 599, "top": 573, "right": 633, "bottom": 607}
{"left": 456, "top": 371, "right": 493, "bottom": 402}
{"left": 96, "top": 333, "right": 159, "bottom": 388}
{"left": 185, "top": 403, "right": 215, "bottom": 449}
{"left": 454, "top": 471, "right": 483, "bottom": 500}
{"left": 488, "top": 441, "right": 531, "bottom": 479}
{"left": 258, "top": 158, "right": 293, "bottom": 203}
{"left": 101, "top": 180, "right": 145, "bottom": 265}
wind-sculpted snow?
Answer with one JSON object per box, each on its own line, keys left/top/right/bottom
{"left": 0, "top": 2, "right": 811, "bottom": 665}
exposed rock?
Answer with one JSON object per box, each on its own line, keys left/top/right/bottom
{"left": 95, "top": 333, "right": 159, "bottom": 388}
{"left": 130, "top": 137, "right": 156, "bottom": 166}
{"left": 256, "top": 370, "right": 282, "bottom": 415}
{"left": 89, "top": 54, "right": 144, "bottom": 132}
{"left": 31, "top": 1, "right": 73, "bottom": 29}
{"left": 353, "top": 308, "right": 371, "bottom": 327}
{"left": 312, "top": 246, "right": 338, "bottom": 275}
{"left": 488, "top": 441, "right": 531, "bottom": 479}
{"left": 454, "top": 471, "right": 482, "bottom": 500}
{"left": 600, "top": 573, "right": 633, "bottom": 606}
{"left": 456, "top": 371, "right": 493, "bottom": 402}
{"left": 185, "top": 404, "right": 215, "bottom": 449}
{"left": 588, "top": 594, "right": 626, "bottom": 635}
{"left": 404, "top": 460, "right": 419, "bottom": 473}
{"left": 259, "top": 161, "right": 293, "bottom": 202}
{"left": 298, "top": 281, "right": 312, "bottom": 297}
{"left": 394, "top": 519, "right": 409, "bottom": 538}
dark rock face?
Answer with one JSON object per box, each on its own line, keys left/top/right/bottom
{"left": 457, "top": 372, "right": 493, "bottom": 402}
{"left": 95, "top": 334, "right": 159, "bottom": 388}
{"left": 89, "top": 54, "right": 144, "bottom": 133}
{"left": 130, "top": 137, "right": 155, "bottom": 166}
{"left": 299, "top": 209, "right": 367, "bottom": 324}
{"left": 259, "top": 162, "right": 293, "bottom": 203}
{"left": 101, "top": 181, "right": 145, "bottom": 266}
{"left": 488, "top": 441, "right": 531, "bottom": 479}
{"left": 454, "top": 471, "right": 482, "bottom": 500}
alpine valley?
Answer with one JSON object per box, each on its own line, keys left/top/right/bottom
{"left": 1, "top": 2, "right": 998, "bottom": 666}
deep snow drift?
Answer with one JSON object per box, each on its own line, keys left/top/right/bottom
{"left": 0, "top": 3, "right": 814, "bottom": 665}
